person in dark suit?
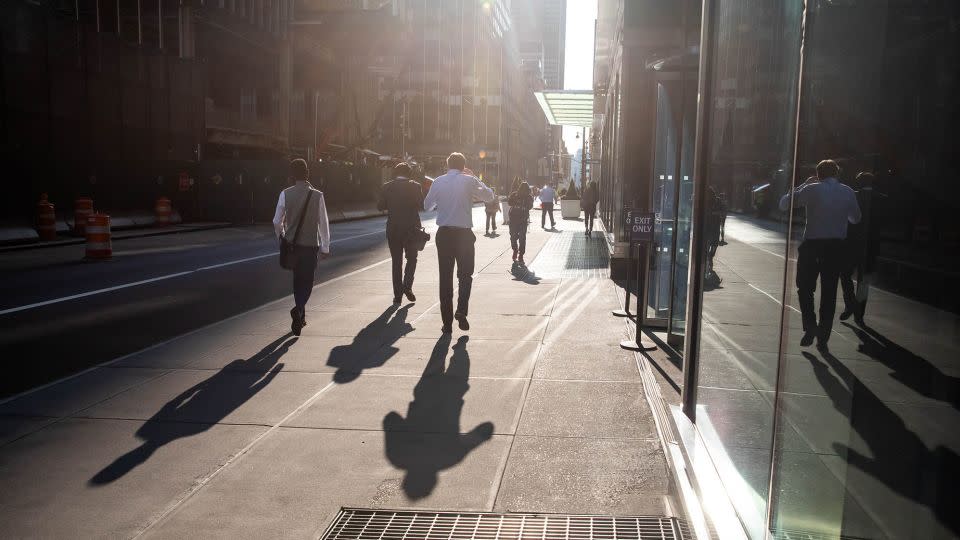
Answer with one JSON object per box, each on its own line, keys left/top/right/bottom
{"left": 378, "top": 162, "right": 423, "bottom": 304}
{"left": 840, "top": 172, "right": 881, "bottom": 326}
{"left": 508, "top": 182, "right": 534, "bottom": 266}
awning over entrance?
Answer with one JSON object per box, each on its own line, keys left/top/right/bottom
{"left": 534, "top": 90, "right": 594, "bottom": 127}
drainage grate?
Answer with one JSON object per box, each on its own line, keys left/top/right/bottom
{"left": 321, "top": 509, "right": 687, "bottom": 540}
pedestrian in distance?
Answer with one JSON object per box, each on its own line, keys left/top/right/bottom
{"left": 839, "top": 171, "right": 881, "bottom": 326}
{"left": 539, "top": 182, "right": 557, "bottom": 229}
{"left": 581, "top": 180, "right": 599, "bottom": 236}
{"left": 423, "top": 152, "right": 496, "bottom": 333}
{"left": 779, "top": 159, "right": 861, "bottom": 350}
{"left": 508, "top": 182, "right": 534, "bottom": 266}
{"left": 484, "top": 190, "right": 500, "bottom": 236}
{"left": 378, "top": 162, "right": 423, "bottom": 305}
{"left": 273, "top": 158, "right": 331, "bottom": 336}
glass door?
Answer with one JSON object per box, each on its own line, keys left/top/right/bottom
{"left": 668, "top": 72, "right": 698, "bottom": 346}
{"left": 646, "top": 78, "right": 682, "bottom": 326}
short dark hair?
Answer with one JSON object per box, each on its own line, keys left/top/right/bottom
{"left": 816, "top": 159, "right": 840, "bottom": 180}
{"left": 447, "top": 152, "right": 466, "bottom": 170}
{"left": 394, "top": 162, "right": 412, "bottom": 178}
{"left": 290, "top": 158, "right": 309, "bottom": 181}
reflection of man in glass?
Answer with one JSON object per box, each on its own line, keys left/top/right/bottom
{"left": 779, "top": 160, "right": 862, "bottom": 349}
{"left": 840, "top": 172, "right": 881, "bottom": 325}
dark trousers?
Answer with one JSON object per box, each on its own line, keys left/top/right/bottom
{"left": 541, "top": 202, "right": 555, "bottom": 228}
{"left": 388, "top": 230, "right": 418, "bottom": 298}
{"left": 509, "top": 220, "right": 528, "bottom": 255}
{"left": 293, "top": 245, "right": 320, "bottom": 309}
{"left": 485, "top": 212, "right": 497, "bottom": 232}
{"left": 584, "top": 209, "right": 596, "bottom": 231}
{"left": 436, "top": 226, "right": 476, "bottom": 324}
{"left": 840, "top": 264, "right": 868, "bottom": 319}
{"left": 796, "top": 239, "right": 844, "bottom": 342}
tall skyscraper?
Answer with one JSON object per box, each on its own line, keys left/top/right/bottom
{"left": 541, "top": 0, "right": 567, "bottom": 89}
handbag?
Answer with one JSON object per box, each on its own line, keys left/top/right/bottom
{"left": 279, "top": 190, "right": 313, "bottom": 270}
{"left": 409, "top": 227, "right": 431, "bottom": 252}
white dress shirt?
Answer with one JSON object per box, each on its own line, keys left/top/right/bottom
{"left": 423, "top": 169, "right": 495, "bottom": 229}
{"left": 778, "top": 177, "right": 861, "bottom": 240}
{"left": 539, "top": 186, "right": 557, "bottom": 204}
{"left": 273, "top": 185, "right": 331, "bottom": 253}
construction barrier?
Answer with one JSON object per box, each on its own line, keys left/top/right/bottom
{"left": 84, "top": 213, "right": 112, "bottom": 260}
{"left": 155, "top": 196, "right": 172, "bottom": 227}
{"left": 74, "top": 197, "right": 94, "bottom": 236}
{"left": 37, "top": 194, "right": 57, "bottom": 241}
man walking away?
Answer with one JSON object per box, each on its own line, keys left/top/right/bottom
{"left": 539, "top": 182, "right": 557, "bottom": 229}
{"left": 508, "top": 182, "right": 534, "bottom": 265}
{"left": 839, "top": 172, "right": 880, "bottom": 326}
{"left": 581, "top": 181, "right": 599, "bottom": 236}
{"left": 423, "top": 152, "right": 495, "bottom": 333}
{"left": 779, "top": 159, "right": 861, "bottom": 350}
{"left": 274, "top": 159, "right": 331, "bottom": 335}
{"left": 378, "top": 162, "right": 423, "bottom": 304}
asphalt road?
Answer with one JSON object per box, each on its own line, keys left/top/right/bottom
{"left": 0, "top": 213, "right": 440, "bottom": 398}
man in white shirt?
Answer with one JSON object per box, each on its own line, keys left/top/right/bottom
{"left": 273, "top": 159, "right": 331, "bottom": 335}
{"left": 779, "top": 159, "right": 861, "bottom": 349}
{"left": 539, "top": 182, "right": 557, "bottom": 229}
{"left": 423, "top": 152, "right": 495, "bottom": 333}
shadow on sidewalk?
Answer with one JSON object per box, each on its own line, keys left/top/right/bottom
{"left": 382, "top": 335, "right": 494, "bottom": 500}
{"left": 843, "top": 322, "right": 959, "bottom": 408}
{"left": 327, "top": 305, "right": 413, "bottom": 383}
{"left": 89, "top": 334, "right": 296, "bottom": 485}
{"left": 802, "top": 350, "right": 960, "bottom": 536}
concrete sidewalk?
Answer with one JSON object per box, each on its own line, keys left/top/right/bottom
{"left": 0, "top": 216, "right": 677, "bottom": 539}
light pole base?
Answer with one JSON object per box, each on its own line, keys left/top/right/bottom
{"left": 620, "top": 339, "right": 657, "bottom": 352}
{"left": 611, "top": 309, "right": 632, "bottom": 317}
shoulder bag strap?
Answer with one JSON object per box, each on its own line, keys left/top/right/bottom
{"left": 290, "top": 190, "right": 313, "bottom": 245}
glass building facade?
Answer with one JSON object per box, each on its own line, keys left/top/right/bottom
{"left": 596, "top": 0, "right": 959, "bottom": 538}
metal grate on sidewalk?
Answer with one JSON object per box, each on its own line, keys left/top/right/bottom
{"left": 527, "top": 231, "right": 610, "bottom": 279}
{"left": 321, "top": 508, "right": 689, "bottom": 540}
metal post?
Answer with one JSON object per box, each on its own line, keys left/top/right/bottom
{"left": 612, "top": 217, "right": 632, "bottom": 317}
{"left": 621, "top": 243, "right": 658, "bottom": 351}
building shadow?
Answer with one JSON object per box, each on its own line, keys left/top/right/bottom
{"left": 89, "top": 334, "right": 295, "bottom": 485}
{"left": 843, "top": 322, "right": 959, "bottom": 408}
{"left": 382, "top": 335, "right": 494, "bottom": 500}
{"left": 801, "top": 350, "right": 959, "bottom": 535}
{"left": 327, "top": 305, "right": 413, "bottom": 383}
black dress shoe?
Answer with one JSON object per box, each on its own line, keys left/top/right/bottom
{"left": 404, "top": 288, "right": 416, "bottom": 302}
{"left": 441, "top": 324, "right": 453, "bottom": 334}
{"left": 393, "top": 296, "right": 402, "bottom": 304}
{"left": 800, "top": 332, "right": 815, "bottom": 347}
{"left": 290, "top": 307, "right": 304, "bottom": 336}
{"left": 839, "top": 310, "right": 853, "bottom": 321}
{"left": 455, "top": 312, "right": 469, "bottom": 331}
{"left": 816, "top": 341, "right": 829, "bottom": 352}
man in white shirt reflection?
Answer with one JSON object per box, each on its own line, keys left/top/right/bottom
{"left": 779, "top": 159, "right": 861, "bottom": 350}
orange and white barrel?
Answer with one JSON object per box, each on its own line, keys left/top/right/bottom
{"left": 84, "top": 213, "right": 112, "bottom": 260}
{"left": 155, "top": 197, "right": 172, "bottom": 227}
{"left": 74, "top": 197, "right": 94, "bottom": 236}
{"left": 37, "top": 195, "right": 57, "bottom": 241}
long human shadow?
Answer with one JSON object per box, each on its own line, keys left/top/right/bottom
{"left": 510, "top": 263, "right": 542, "bottom": 285}
{"left": 842, "top": 322, "right": 959, "bottom": 408}
{"left": 382, "top": 335, "right": 494, "bottom": 499}
{"left": 801, "top": 350, "right": 959, "bottom": 535}
{"left": 326, "top": 304, "right": 413, "bottom": 383}
{"left": 90, "top": 334, "right": 295, "bottom": 485}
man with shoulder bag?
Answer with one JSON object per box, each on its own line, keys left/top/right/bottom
{"left": 274, "top": 159, "right": 331, "bottom": 335}
{"left": 378, "top": 162, "right": 424, "bottom": 304}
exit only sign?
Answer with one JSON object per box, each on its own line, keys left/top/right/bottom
{"left": 625, "top": 210, "right": 655, "bottom": 243}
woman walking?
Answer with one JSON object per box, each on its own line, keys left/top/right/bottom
{"left": 508, "top": 182, "right": 534, "bottom": 266}
{"left": 581, "top": 181, "right": 599, "bottom": 236}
